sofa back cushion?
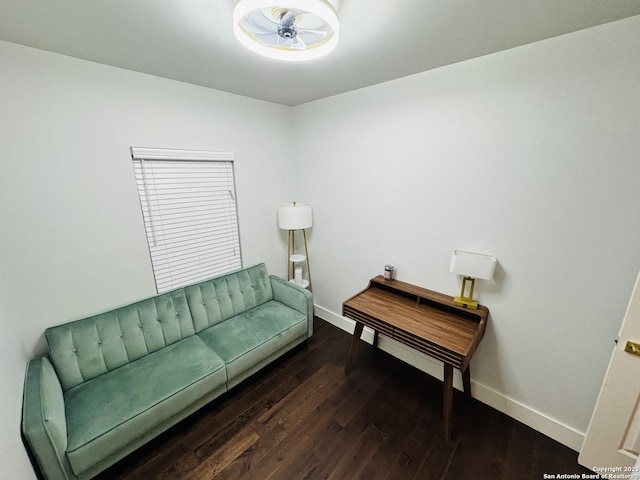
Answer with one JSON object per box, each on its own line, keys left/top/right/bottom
{"left": 185, "top": 263, "right": 273, "bottom": 333}
{"left": 46, "top": 289, "right": 195, "bottom": 391}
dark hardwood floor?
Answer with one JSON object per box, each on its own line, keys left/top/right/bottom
{"left": 95, "top": 317, "right": 595, "bottom": 480}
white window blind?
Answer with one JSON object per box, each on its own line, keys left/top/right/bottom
{"left": 131, "top": 147, "right": 241, "bottom": 293}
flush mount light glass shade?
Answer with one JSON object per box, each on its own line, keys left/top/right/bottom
{"left": 233, "top": 0, "right": 339, "bottom": 61}
{"left": 278, "top": 203, "right": 312, "bottom": 229}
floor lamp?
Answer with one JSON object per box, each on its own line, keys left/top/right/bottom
{"left": 278, "top": 203, "right": 313, "bottom": 291}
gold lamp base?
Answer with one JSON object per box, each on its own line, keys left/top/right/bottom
{"left": 454, "top": 276, "right": 478, "bottom": 309}
{"left": 453, "top": 296, "right": 479, "bottom": 309}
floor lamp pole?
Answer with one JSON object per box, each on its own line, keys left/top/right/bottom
{"left": 302, "top": 228, "right": 312, "bottom": 292}
{"left": 287, "top": 230, "right": 292, "bottom": 280}
{"left": 286, "top": 228, "right": 312, "bottom": 292}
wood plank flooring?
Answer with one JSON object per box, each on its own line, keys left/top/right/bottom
{"left": 95, "top": 317, "right": 595, "bottom": 480}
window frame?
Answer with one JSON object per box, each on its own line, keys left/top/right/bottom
{"left": 130, "top": 146, "right": 242, "bottom": 293}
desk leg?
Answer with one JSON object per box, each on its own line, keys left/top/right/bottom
{"left": 344, "top": 322, "right": 365, "bottom": 375}
{"left": 462, "top": 366, "right": 471, "bottom": 400}
{"left": 443, "top": 364, "right": 453, "bottom": 441}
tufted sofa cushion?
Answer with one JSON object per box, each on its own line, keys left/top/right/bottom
{"left": 185, "top": 263, "right": 273, "bottom": 332}
{"left": 46, "top": 288, "right": 194, "bottom": 391}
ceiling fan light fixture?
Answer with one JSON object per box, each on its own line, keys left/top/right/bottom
{"left": 233, "top": 0, "right": 340, "bottom": 61}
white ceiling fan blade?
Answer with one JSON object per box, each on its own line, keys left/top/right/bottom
{"left": 246, "top": 22, "right": 274, "bottom": 35}
{"left": 253, "top": 32, "right": 282, "bottom": 47}
{"left": 298, "top": 29, "right": 328, "bottom": 37}
{"left": 287, "top": 8, "right": 305, "bottom": 21}
{"left": 259, "top": 7, "right": 279, "bottom": 25}
{"left": 290, "top": 36, "right": 307, "bottom": 50}
{"left": 244, "top": 10, "right": 277, "bottom": 35}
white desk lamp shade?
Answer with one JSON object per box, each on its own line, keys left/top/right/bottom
{"left": 278, "top": 204, "right": 313, "bottom": 230}
{"left": 450, "top": 250, "right": 497, "bottom": 280}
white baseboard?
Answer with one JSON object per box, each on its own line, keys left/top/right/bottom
{"left": 314, "top": 304, "right": 585, "bottom": 452}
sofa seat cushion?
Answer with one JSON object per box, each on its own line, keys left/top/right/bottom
{"left": 197, "top": 300, "right": 307, "bottom": 381}
{"left": 64, "top": 335, "right": 227, "bottom": 475}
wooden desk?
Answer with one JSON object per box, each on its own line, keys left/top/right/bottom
{"left": 342, "top": 276, "right": 489, "bottom": 440}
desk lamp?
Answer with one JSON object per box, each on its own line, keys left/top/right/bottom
{"left": 450, "top": 250, "right": 497, "bottom": 309}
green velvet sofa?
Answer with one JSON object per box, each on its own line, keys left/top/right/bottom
{"left": 22, "top": 263, "right": 313, "bottom": 480}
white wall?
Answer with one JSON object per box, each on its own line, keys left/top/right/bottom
{"left": 292, "top": 15, "right": 640, "bottom": 450}
{"left": 0, "top": 270, "right": 34, "bottom": 479}
{"left": 3, "top": 15, "right": 640, "bottom": 478}
{"left": 0, "top": 40, "right": 293, "bottom": 478}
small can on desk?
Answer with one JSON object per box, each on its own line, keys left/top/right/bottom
{"left": 384, "top": 264, "right": 395, "bottom": 281}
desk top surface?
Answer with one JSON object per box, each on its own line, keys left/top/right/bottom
{"left": 343, "top": 276, "right": 488, "bottom": 359}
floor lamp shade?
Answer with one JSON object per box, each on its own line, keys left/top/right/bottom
{"left": 278, "top": 204, "right": 312, "bottom": 230}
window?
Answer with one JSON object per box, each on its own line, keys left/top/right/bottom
{"left": 131, "top": 147, "right": 242, "bottom": 293}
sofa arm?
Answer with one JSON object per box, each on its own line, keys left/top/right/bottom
{"left": 270, "top": 275, "right": 314, "bottom": 337}
{"left": 22, "top": 356, "right": 76, "bottom": 480}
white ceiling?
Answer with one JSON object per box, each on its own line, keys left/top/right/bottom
{"left": 1, "top": 1, "right": 639, "bottom": 106}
